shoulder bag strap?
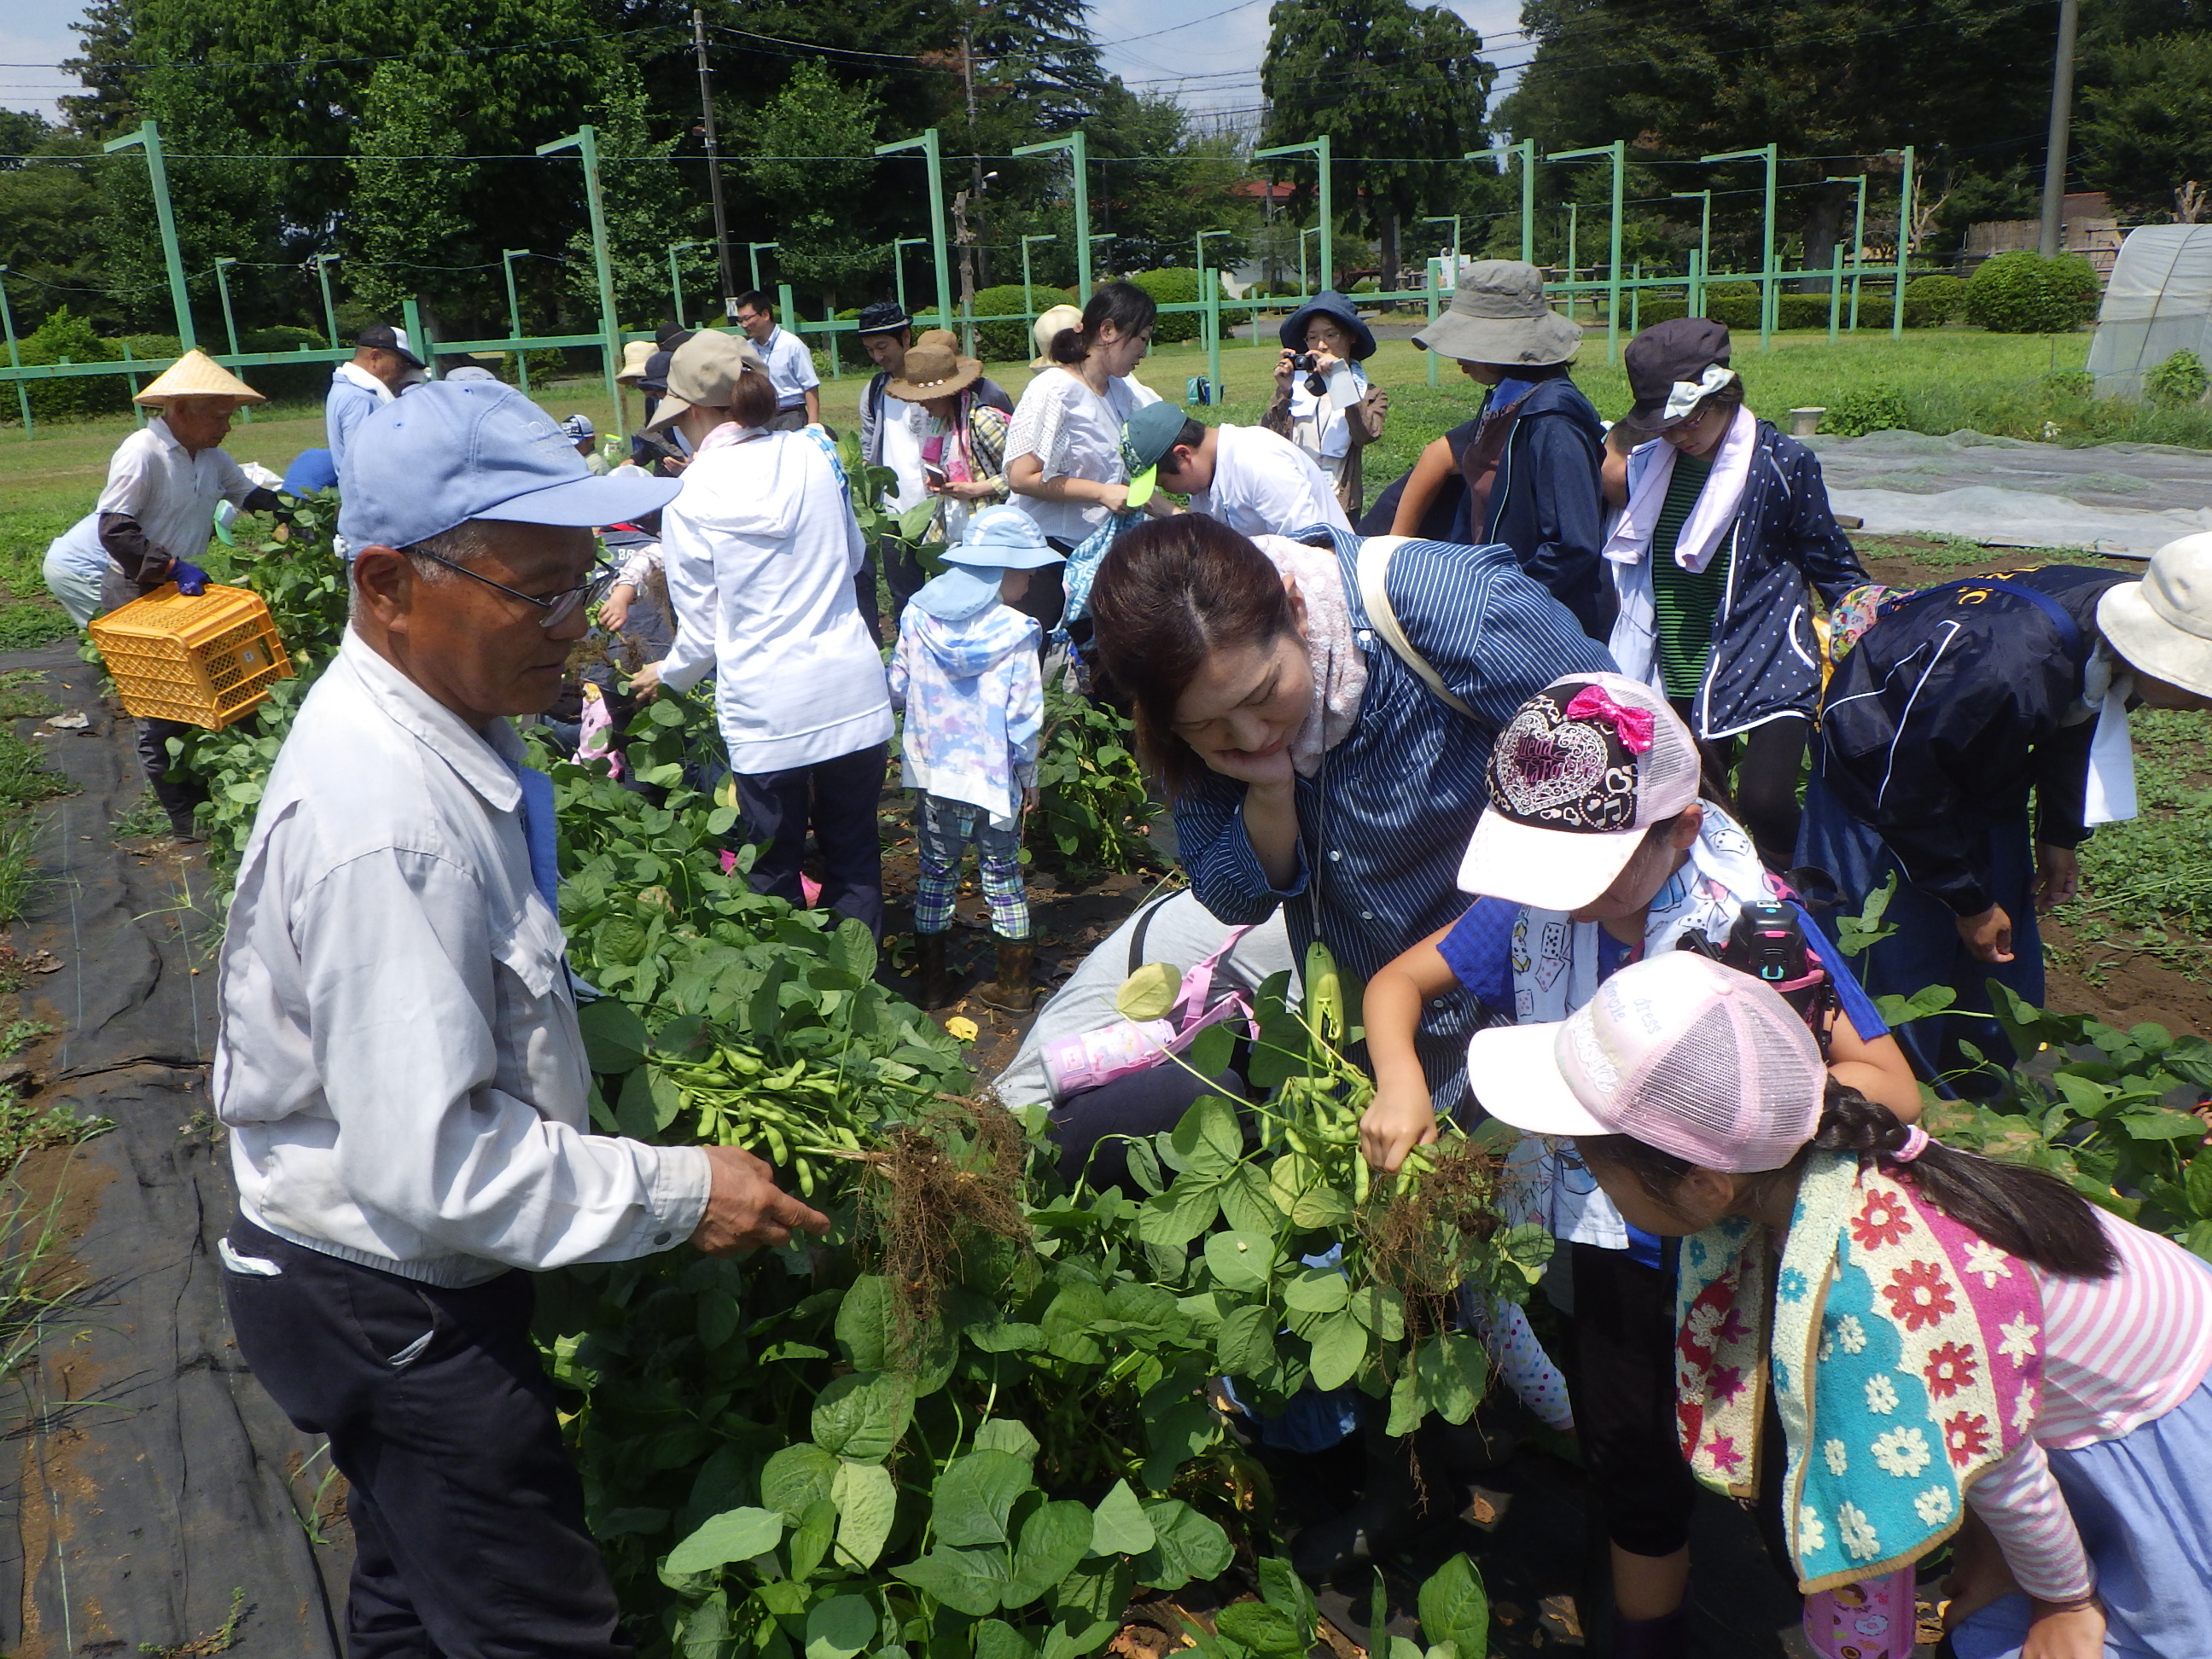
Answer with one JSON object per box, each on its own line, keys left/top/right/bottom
{"left": 1353, "top": 534, "right": 1476, "bottom": 718}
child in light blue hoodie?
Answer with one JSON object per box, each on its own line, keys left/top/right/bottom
{"left": 890, "top": 507, "right": 1065, "bottom": 1011}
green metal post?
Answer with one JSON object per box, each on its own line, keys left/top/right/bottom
{"left": 778, "top": 282, "right": 798, "bottom": 336}
{"left": 893, "top": 237, "right": 927, "bottom": 319}
{"left": 1893, "top": 146, "right": 1915, "bottom": 340}
{"left": 1473, "top": 143, "right": 1535, "bottom": 263}
{"left": 403, "top": 297, "right": 436, "bottom": 379}
{"left": 667, "top": 241, "right": 702, "bottom": 326}
{"left": 1197, "top": 229, "right": 1230, "bottom": 405}
{"left": 748, "top": 242, "right": 778, "bottom": 294}
{"left": 824, "top": 296, "right": 841, "bottom": 381}
{"left": 1012, "top": 131, "right": 1091, "bottom": 298}
{"left": 1703, "top": 143, "right": 1778, "bottom": 350}
{"left": 119, "top": 341, "right": 145, "bottom": 427}
{"left": 873, "top": 130, "right": 953, "bottom": 329}
{"left": 1828, "top": 245, "right": 1843, "bottom": 341}
{"left": 311, "top": 253, "right": 341, "bottom": 349}
{"left": 1549, "top": 142, "right": 1626, "bottom": 362}
{"left": 537, "top": 126, "right": 626, "bottom": 439}
{"left": 212, "top": 258, "right": 251, "bottom": 422}
{"left": 1689, "top": 247, "right": 1704, "bottom": 321}
{"left": 1673, "top": 191, "right": 1712, "bottom": 315}
{"left": 1254, "top": 137, "right": 1332, "bottom": 291}
{"left": 1631, "top": 262, "right": 1642, "bottom": 335}
{"left": 1425, "top": 273, "right": 1440, "bottom": 387}
{"left": 1020, "top": 233, "right": 1056, "bottom": 318}
{"left": 501, "top": 248, "right": 531, "bottom": 394}
{"left": 0, "top": 268, "right": 32, "bottom": 437}
{"left": 1297, "top": 227, "right": 1320, "bottom": 300}
{"left": 1567, "top": 203, "right": 1579, "bottom": 305}
{"left": 102, "top": 120, "right": 195, "bottom": 350}
{"left": 1825, "top": 175, "right": 1870, "bottom": 332}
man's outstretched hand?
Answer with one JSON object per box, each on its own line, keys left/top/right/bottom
{"left": 690, "top": 1144, "right": 830, "bottom": 1254}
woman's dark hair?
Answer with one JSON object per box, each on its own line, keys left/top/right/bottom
{"left": 725, "top": 364, "right": 780, "bottom": 429}
{"left": 1578, "top": 1080, "right": 2121, "bottom": 1280}
{"left": 1050, "top": 280, "right": 1158, "bottom": 365}
{"left": 1086, "top": 515, "right": 1298, "bottom": 798}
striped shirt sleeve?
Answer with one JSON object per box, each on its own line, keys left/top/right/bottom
{"left": 1964, "top": 1435, "right": 2092, "bottom": 1602}
{"left": 1174, "top": 777, "right": 1311, "bottom": 926}
{"left": 1389, "top": 538, "right": 1615, "bottom": 732}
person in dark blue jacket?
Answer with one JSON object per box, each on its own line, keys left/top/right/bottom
{"left": 1600, "top": 318, "right": 1866, "bottom": 870}
{"left": 1804, "top": 544, "right": 2212, "bottom": 1085}
{"left": 1360, "top": 262, "right": 1611, "bottom": 643}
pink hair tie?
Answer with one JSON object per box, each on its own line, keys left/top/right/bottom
{"left": 1563, "top": 684, "right": 1656, "bottom": 754}
{"left": 1883, "top": 1125, "right": 1931, "bottom": 1164}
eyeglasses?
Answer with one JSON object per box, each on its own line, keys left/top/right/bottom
{"left": 408, "top": 549, "right": 615, "bottom": 630}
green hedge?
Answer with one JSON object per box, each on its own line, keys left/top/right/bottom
{"left": 1965, "top": 252, "right": 2099, "bottom": 335}
{"left": 1127, "top": 269, "right": 1208, "bottom": 345}
{"left": 1903, "top": 274, "right": 1968, "bottom": 329}
{"left": 967, "top": 283, "right": 1075, "bottom": 363}
{"left": 16, "top": 307, "right": 126, "bottom": 422}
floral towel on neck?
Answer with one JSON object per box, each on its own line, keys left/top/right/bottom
{"left": 1674, "top": 1148, "right": 2044, "bottom": 1592}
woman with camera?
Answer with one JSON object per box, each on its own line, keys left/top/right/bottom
{"left": 1260, "top": 290, "right": 1388, "bottom": 519}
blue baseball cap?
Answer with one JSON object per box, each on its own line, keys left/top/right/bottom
{"left": 337, "top": 380, "right": 679, "bottom": 550}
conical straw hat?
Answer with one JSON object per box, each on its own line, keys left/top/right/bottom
{"left": 133, "top": 348, "right": 266, "bottom": 405}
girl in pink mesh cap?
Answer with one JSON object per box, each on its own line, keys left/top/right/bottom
{"left": 1474, "top": 952, "right": 2212, "bottom": 1659}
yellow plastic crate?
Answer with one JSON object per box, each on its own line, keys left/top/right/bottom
{"left": 89, "top": 582, "right": 295, "bottom": 731}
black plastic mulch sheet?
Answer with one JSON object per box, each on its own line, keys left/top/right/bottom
{"left": 0, "top": 641, "right": 347, "bottom": 1659}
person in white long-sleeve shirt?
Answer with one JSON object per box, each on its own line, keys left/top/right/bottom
{"left": 215, "top": 378, "right": 828, "bottom": 1656}
{"left": 631, "top": 329, "right": 894, "bottom": 934}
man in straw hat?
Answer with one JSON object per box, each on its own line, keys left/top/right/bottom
{"left": 216, "top": 376, "right": 829, "bottom": 1656}
{"left": 92, "top": 347, "right": 291, "bottom": 837}
{"left": 324, "top": 323, "right": 425, "bottom": 470}
{"left": 1804, "top": 538, "right": 2212, "bottom": 1087}
{"left": 1363, "top": 261, "right": 1611, "bottom": 639}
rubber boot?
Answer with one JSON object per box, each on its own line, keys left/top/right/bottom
{"left": 978, "top": 937, "right": 1035, "bottom": 1013}
{"left": 914, "top": 931, "right": 948, "bottom": 1010}
{"left": 1610, "top": 1606, "right": 1688, "bottom": 1659}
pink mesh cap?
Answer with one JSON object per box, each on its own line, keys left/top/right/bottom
{"left": 1465, "top": 953, "right": 1826, "bottom": 1173}
{"left": 1457, "top": 672, "right": 1704, "bottom": 911}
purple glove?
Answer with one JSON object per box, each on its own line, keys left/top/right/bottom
{"left": 171, "top": 561, "right": 209, "bottom": 597}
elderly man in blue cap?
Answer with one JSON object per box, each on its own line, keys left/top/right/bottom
{"left": 212, "top": 380, "right": 829, "bottom": 1657}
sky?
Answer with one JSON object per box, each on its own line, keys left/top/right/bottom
{"left": 0, "top": 0, "right": 1534, "bottom": 125}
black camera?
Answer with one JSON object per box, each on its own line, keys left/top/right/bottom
{"left": 1290, "top": 351, "right": 1319, "bottom": 372}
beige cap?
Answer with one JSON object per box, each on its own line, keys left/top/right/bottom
{"left": 1031, "top": 304, "right": 1084, "bottom": 370}
{"left": 2098, "top": 533, "right": 2212, "bottom": 699}
{"left": 644, "top": 329, "right": 768, "bottom": 434}
{"left": 615, "top": 340, "right": 656, "bottom": 384}
{"left": 1412, "top": 260, "right": 1582, "bottom": 367}
{"left": 132, "top": 348, "right": 265, "bottom": 406}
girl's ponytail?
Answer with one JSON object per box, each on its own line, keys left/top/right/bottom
{"left": 1051, "top": 280, "right": 1158, "bottom": 366}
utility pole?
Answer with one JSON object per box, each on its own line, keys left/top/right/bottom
{"left": 2039, "top": 0, "right": 2081, "bottom": 259}
{"left": 692, "top": 6, "right": 739, "bottom": 315}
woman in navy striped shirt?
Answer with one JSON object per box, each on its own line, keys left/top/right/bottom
{"left": 1087, "top": 515, "right": 1612, "bottom": 1115}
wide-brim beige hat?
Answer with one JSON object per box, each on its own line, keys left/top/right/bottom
{"left": 1031, "top": 304, "right": 1084, "bottom": 370}
{"left": 615, "top": 340, "right": 656, "bottom": 384}
{"left": 888, "top": 329, "right": 984, "bottom": 400}
{"left": 2098, "top": 533, "right": 2212, "bottom": 699}
{"left": 1413, "top": 259, "right": 1582, "bottom": 367}
{"left": 133, "top": 347, "right": 265, "bottom": 406}
{"left": 645, "top": 329, "right": 769, "bottom": 434}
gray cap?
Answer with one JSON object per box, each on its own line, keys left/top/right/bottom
{"left": 1413, "top": 260, "right": 1583, "bottom": 367}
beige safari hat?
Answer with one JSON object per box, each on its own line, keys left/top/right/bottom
{"left": 133, "top": 348, "right": 265, "bottom": 406}
{"left": 2098, "top": 533, "right": 2212, "bottom": 699}
{"left": 615, "top": 340, "right": 657, "bottom": 384}
{"left": 1412, "top": 260, "right": 1583, "bottom": 367}
{"left": 1031, "top": 304, "right": 1084, "bottom": 370}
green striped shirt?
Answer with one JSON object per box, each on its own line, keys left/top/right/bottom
{"left": 1649, "top": 452, "right": 1729, "bottom": 699}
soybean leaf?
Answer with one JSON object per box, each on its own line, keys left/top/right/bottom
{"left": 666, "top": 1506, "right": 783, "bottom": 1575}
{"left": 811, "top": 1371, "right": 912, "bottom": 1463}
{"left": 1140, "top": 1396, "right": 1221, "bottom": 1493}
{"left": 1255, "top": 1556, "right": 1317, "bottom": 1633}
{"left": 974, "top": 1620, "right": 1035, "bottom": 1659}
{"left": 1216, "top": 1303, "right": 1279, "bottom": 1377}
{"left": 1307, "top": 1310, "right": 1369, "bottom": 1392}
{"left": 1132, "top": 1499, "right": 1233, "bottom": 1592}
{"left": 1090, "top": 1479, "right": 1156, "bottom": 1556}
{"left": 1215, "top": 1603, "right": 1307, "bottom": 1659}
{"left": 1203, "top": 1231, "right": 1284, "bottom": 1293}
{"left": 676, "top": 1591, "right": 732, "bottom": 1659}
{"left": 1117, "top": 961, "right": 1182, "bottom": 1022}
{"left": 1052, "top": 1557, "right": 1135, "bottom": 1627}
{"left": 576, "top": 997, "right": 649, "bottom": 1074}
{"left": 759, "top": 1444, "right": 839, "bottom": 1524}
{"left": 804, "top": 1594, "right": 876, "bottom": 1659}
{"left": 789, "top": 1497, "right": 837, "bottom": 1581}
{"left": 2186, "top": 1144, "right": 2212, "bottom": 1220}
{"left": 974, "top": 1418, "right": 1042, "bottom": 1462}
{"left": 894, "top": 1545, "right": 1016, "bottom": 1617}
{"left": 1284, "top": 1267, "right": 1349, "bottom": 1315}
{"left": 1005, "top": 1499, "right": 1096, "bottom": 1606}
{"left": 1386, "top": 1368, "right": 1425, "bottom": 1438}
{"left": 2121, "top": 1109, "right": 2208, "bottom": 1140}
{"left": 1873, "top": 985, "right": 1958, "bottom": 1027}
{"left": 933, "top": 1448, "right": 1034, "bottom": 1547}
{"left": 1042, "top": 1282, "right": 1109, "bottom": 1365}
{"left": 1040, "top": 1616, "right": 1121, "bottom": 1659}
{"left": 1216, "top": 1164, "right": 1280, "bottom": 1236}
{"left": 1416, "top": 1553, "right": 1490, "bottom": 1659}
{"left": 830, "top": 1459, "right": 898, "bottom": 1569}
{"left": 1415, "top": 1332, "right": 1489, "bottom": 1425}
{"left": 1166, "top": 1096, "right": 1243, "bottom": 1179}
{"left": 1185, "top": 1022, "right": 1236, "bottom": 1080}
{"left": 834, "top": 1275, "right": 893, "bottom": 1372}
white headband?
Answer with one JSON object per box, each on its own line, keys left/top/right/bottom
{"left": 1662, "top": 363, "right": 1738, "bottom": 422}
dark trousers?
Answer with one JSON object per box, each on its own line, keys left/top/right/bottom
{"left": 220, "top": 1217, "right": 629, "bottom": 1659}
{"left": 137, "top": 715, "right": 204, "bottom": 823}
{"left": 1797, "top": 767, "right": 2043, "bottom": 1082}
{"left": 736, "top": 742, "right": 887, "bottom": 938}
{"left": 1673, "top": 702, "right": 1809, "bottom": 869}
{"left": 1568, "top": 1242, "right": 1701, "bottom": 1560}
{"left": 1048, "top": 1064, "right": 1249, "bottom": 1190}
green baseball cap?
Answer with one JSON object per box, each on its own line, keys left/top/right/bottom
{"left": 1120, "top": 402, "right": 1191, "bottom": 509}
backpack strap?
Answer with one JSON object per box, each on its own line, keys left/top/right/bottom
{"left": 1883, "top": 573, "right": 2086, "bottom": 661}
{"left": 1353, "top": 535, "right": 1476, "bottom": 718}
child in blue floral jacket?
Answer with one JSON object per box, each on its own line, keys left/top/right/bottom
{"left": 890, "top": 507, "right": 1065, "bottom": 1012}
